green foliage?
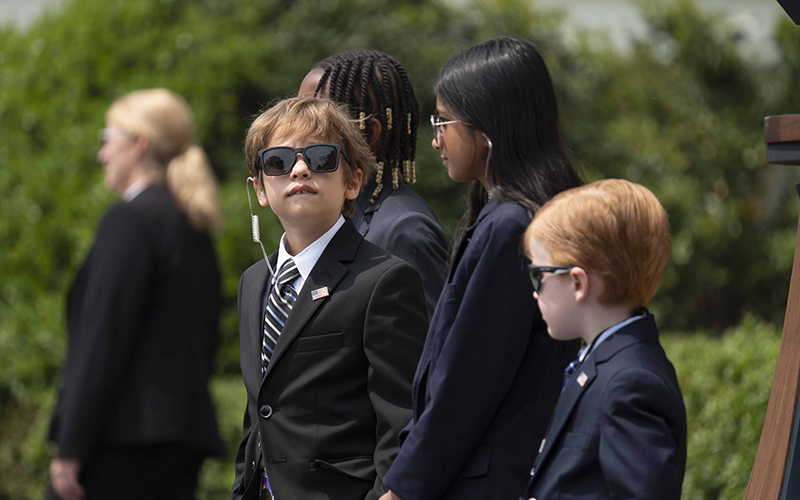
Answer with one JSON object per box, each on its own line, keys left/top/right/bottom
{"left": 0, "top": 0, "right": 798, "bottom": 498}
{"left": 557, "top": 0, "right": 800, "bottom": 330}
{"left": 661, "top": 316, "right": 780, "bottom": 500}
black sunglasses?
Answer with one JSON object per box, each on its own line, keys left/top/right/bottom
{"left": 257, "top": 143, "right": 351, "bottom": 176}
{"left": 528, "top": 265, "right": 574, "bottom": 292}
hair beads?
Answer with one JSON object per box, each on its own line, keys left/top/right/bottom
{"left": 313, "top": 50, "right": 420, "bottom": 200}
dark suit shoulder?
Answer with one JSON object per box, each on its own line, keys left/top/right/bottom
{"left": 480, "top": 200, "right": 530, "bottom": 228}
{"left": 98, "top": 186, "right": 180, "bottom": 237}
{"left": 373, "top": 185, "right": 441, "bottom": 222}
{"left": 601, "top": 339, "right": 683, "bottom": 404}
{"left": 352, "top": 236, "right": 414, "bottom": 274}
{"left": 464, "top": 202, "right": 531, "bottom": 260}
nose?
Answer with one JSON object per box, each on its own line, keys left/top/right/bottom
{"left": 431, "top": 132, "right": 441, "bottom": 151}
{"left": 290, "top": 153, "right": 311, "bottom": 178}
{"left": 533, "top": 290, "right": 540, "bottom": 300}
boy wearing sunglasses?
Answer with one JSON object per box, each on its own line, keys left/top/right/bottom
{"left": 231, "top": 97, "right": 428, "bottom": 500}
{"left": 522, "top": 179, "right": 686, "bottom": 500}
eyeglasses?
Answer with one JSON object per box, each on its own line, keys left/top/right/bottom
{"left": 528, "top": 265, "right": 574, "bottom": 292}
{"left": 97, "top": 127, "right": 131, "bottom": 145}
{"left": 257, "top": 143, "right": 350, "bottom": 176}
{"left": 430, "top": 115, "right": 462, "bottom": 142}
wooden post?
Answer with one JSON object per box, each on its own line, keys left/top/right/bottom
{"left": 744, "top": 115, "right": 800, "bottom": 500}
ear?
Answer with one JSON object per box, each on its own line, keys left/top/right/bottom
{"left": 367, "top": 117, "right": 382, "bottom": 153}
{"left": 570, "top": 267, "right": 591, "bottom": 303}
{"left": 345, "top": 168, "right": 363, "bottom": 201}
{"left": 132, "top": 133, "right": 150, "bottom": 160}
{"left": 253, "top": 175, "right": 270, "bottom": 207}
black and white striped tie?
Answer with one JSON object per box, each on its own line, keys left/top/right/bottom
{"left": 262, "top": 259, "right": 300, "bottom": 374}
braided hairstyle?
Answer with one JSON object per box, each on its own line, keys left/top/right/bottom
{"left": 311, "top": 50, "right": 419, "bottom": 204}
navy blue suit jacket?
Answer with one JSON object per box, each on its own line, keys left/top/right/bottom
{"left": 525, "top": 314, "right": 687, "bottom": 500}
{"left": 383, "top": 200, "right": 578, "bottom": 500}
{"left": 351, "top": 178, "right": 448, "bottom": 318}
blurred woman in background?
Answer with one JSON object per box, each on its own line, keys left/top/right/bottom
{"left": 46, "top": 88, "right": 224, "bottom": 500}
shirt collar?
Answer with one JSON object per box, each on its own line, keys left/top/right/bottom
{"left": 275, "top": 215, "right": 345, "bottom": 284}
{"left": 578, "top": 313, "right": 647, "bottom": 363}
{"left": 123, "top": 180, "right": 150, "bottom": 202}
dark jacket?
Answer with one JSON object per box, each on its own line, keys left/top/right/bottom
{"left": 524, "top": 314, "right": 687, "bottom": 500}
{"left": 383, "top": 200, "right": 578, "bottom": 500}
{"left": 48, "top": 185, "right": 224, "bottom": 461}
{"left": 231, "top": 219, "right": 429, "bottom": 500}
{"left": 352, "top": 177, "right": 448, "bottom": 318}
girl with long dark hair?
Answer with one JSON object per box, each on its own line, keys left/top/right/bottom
{"left": 381, "top": 37, "right": 582, "bottom": 500}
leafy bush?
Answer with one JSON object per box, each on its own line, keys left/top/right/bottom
{"left": 661, "top": 315, "right": 780, "bottom": 500}
{"left": 0, "top": 0, "right": 798, "bottom": 498}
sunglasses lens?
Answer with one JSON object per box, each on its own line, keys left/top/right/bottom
{"left": 262, "top": 149, "right": 295, "bottom": 175}
{"left": 305, "top": 145, "right": 338, "bottom": 172}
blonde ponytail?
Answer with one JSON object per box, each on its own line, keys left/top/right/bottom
{"left": 167, "top": 145, "right": 224, "bottom": 235}
{"left": 107, "top": 88, "right": 224, "bottom": 235}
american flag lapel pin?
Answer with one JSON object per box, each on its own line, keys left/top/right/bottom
{"left": 577, "top": 372, "right": 588, "bottom": 387}
{"left": 311, "top": 286, "right": 329, "bottom": 301}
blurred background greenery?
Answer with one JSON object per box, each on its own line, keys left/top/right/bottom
{"left": 0, "top": 0, "right": 798, "bottom": 498}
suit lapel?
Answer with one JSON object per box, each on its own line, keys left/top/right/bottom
{"left": 535, "top": 356, "right": 598, "bottom": 471}
{"left": 245, "top": 253, "right": 274, "bottom": 389}
{"left": 260, "top": 220, "right": 360, "bottom": 382}
{"left": 534, "top": 316, "right": 658, "bottom": 476}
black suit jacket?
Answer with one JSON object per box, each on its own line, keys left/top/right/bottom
{"left": 351, "top": 178, "right": 449, "bottom": 318}
{"left": 524, "top": 315, "right": 687, "bottom": 500}
{"left": 383, "top": 200, "right": 579, "bottom": 500}
{"left": 48, "top": 185, "right": 224, "bottom": 461}
{"left": 231, "top": 219, "right": 428, "bottom": 500}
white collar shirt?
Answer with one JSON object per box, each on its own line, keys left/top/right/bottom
{"left": 123, "top": 180, "right": 150, "bottom": 202}
{"left": 274, "top": 215, "right": 345, "bottom": 294}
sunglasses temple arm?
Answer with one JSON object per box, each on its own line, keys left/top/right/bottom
{"left": 246, "top": 177, "right": 276, "bottom": 280}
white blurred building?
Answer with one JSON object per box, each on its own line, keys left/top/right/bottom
{"left": 0, "top": 0, "right": 790, "bottom": 61}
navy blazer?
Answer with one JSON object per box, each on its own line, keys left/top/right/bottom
{"left": 351, "top": 177, "right": 448, "bottom": 318}
{"left": 524, "top": 314, "right": 687, "bottom": 500}
{"left": 383, "top": 200, "right": 578, "bottom": 500}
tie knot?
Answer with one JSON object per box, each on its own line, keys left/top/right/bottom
{"left": 565, "top": 359, "right": 579, "bottom": 376}
{"left": 276, "top": 259, "right": 300, "bottom": 287}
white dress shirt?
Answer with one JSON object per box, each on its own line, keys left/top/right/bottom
{"left": 122, "top": 180, "right": 150, "bottom": 202}
{"left": 273, "top": 215, "right": 346, "bottom": 293}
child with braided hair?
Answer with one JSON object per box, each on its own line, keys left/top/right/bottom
{"left": 299, "top": 50, "right": 448, "bottom": 317}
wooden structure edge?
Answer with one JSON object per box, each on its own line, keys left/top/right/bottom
{"left": 765, "top": 115, "right": 800, "bottom": 144}
{"left": 744, "top": 180, "right": 800, "bottom": 498}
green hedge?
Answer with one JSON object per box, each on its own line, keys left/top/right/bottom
{"left": 662, "top": 315, "right": 780, "bottom": 500}
{"left": 0, "top": 0, "right": 797, "bottom": 497}
{"left": 5, "top": 315, "right": 780, "bottom": 499}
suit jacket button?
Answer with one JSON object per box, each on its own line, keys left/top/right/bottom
{"left": 257, "top": 441, "right": 262, "bottom": 451}
{"left": 259, "top": 405, "right": 273, "bottom": 419}
{"left": 251, "top": 460, "right": 256, "bottom": 470}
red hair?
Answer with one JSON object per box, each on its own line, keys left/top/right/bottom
{"left": 526, "top": 179, "right": 670, "bottom": 307}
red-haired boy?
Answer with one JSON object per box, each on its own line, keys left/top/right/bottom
{"left": 522, "top": 179, "right": 686, "bottom": 500}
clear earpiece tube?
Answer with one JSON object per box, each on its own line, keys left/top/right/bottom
{"left": 246, "top": 177, "right": 276, "bottom": 280}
